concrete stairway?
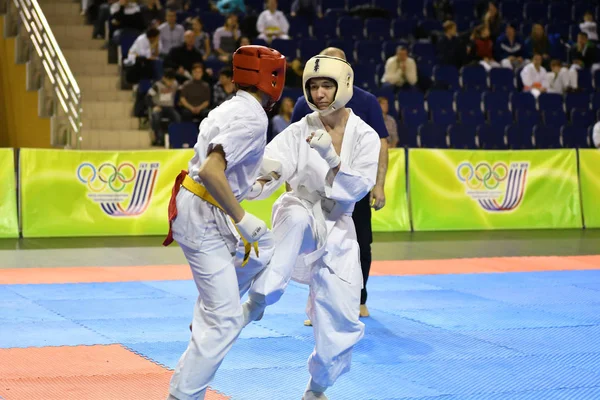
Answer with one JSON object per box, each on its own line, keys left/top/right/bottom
{"left": 38, "top": 0, "right": 152, "bottom": 149}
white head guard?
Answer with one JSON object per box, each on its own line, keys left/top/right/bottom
{"left": 302, "top": 55, "right": 354, "bottom": 116}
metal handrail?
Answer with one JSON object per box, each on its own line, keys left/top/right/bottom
{"left": 12, "top": 0, "right": 82, "bottom": 148}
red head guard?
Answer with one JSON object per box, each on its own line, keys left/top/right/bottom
{"left": 232, "top": 45, "right": 286, "bottom": 110}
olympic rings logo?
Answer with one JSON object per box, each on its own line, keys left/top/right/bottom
{"left": 77, "top": 162, "right": 137, "bottom": 192}
{"left": 456, "top": 162, "right": 508, "bottom": 190}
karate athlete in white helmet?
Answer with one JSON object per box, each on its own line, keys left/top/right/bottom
{"left": 241, "top": 55, "right": 380, "bottom": 400}
{"left": 162, "top": 45, "right": 286, "bottom": 400}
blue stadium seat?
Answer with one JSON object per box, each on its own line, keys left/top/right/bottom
{"left": 460, "top": 65, "right": 488, "bottom": 91}
{"left": 448, "top": 124, "right": 477, "bottom": 149}
{"left": 543, "top": 109, "right": 568, "bottom": 126}
{"left": 549, "top": 2, "right": 571, "bottom": 22}
{"left": 373, "top": 0, "right": 399, "bottom": 16}
{"left": 312, "top": 14, "right": 338, "bottom": 39}
{"left": 477, "top": 124, "right": 507, "bottom": 149}
{"left": 489, "top": 109, "right": 514, "bottom": 127}
{"left": 562, "top": 124, "right": 590, "bottom": 148}
{"left": 402, "top": 107, "right": 428, "bottom": 127}
{"left": 565, "top": 93, "right": 590, "bottom": 114}
{"left": 419, "top": 123, "right": 448, "bottom": 148}
{"left": 412, "top": 42, "right": 436, "bottom": 60}
{"left": 490, "top": 68, "right": 516, "bottom": 92}
{"left": 570, "top": 24, "right": 581, "bottom": 42}
{"left": 510, "top": 92, "right": 537, "bottom": 112}
{"left": 200, "top": 12, "right": 224, "bottom": 33}
{"left": 483, "top": 91, "right": 510, "bottom": 112}
{"left": 570, "top": 108, "right": 595, "bottom": 128}
{"left": 339, "top": 17, "right": 365, "bottom": 39}
{"left": 397, "top": 91, "right": 425, "bottom": 112}
{"left": 546, "top": 22, "right": 570, "bottom": 40}
{"left": 325, "top": 0, "right": 347, "bottom": 10}
{"left": 594, "top": 70, "right": 600, "bottom": 91}
{"left": 534, "top": 125, "right": 562, "bottom": 148}
{"left": 455, "top": 91, "right": 481, "bottom": 112}
{"left": 538, "top": 93, "right": 564, "bottom": 113}
{"left": 452, "top": 1, "right": 475, "bottom": 20}
{"left": 271, "top": 39, "right": 298, "bottom": 60}
{"left": 520, "top": 22, "right": 533, "bottom": 38}
{"left": 431, "top": 108, "right": 457, "bottom": 125}
{"left": 392, "top": 18, "right": 416, "bottom": 39}
{"left": 506, "top": 124, "right": 534, "bottom": 149}
{"left": 288, "top": 16, "right": 310, "bottom": 38}
{"left": 356, "top": 40, "right": 383, "bottom": 63}
{"left": 401, "top": 0, "right": 425, "bottom": 18}
{"left": 525, "top": 2, "right": 547, "bottom": 23}
{"left": 353, "top": 62, "right": 378, "bottom": 91}
{"left": 251, "top": 38, "right": 269, "bottom": 46}
{"left": 459, "top": 109, "right": 486, "bottom": 126}
{"left": 168, "top": 122, "right": 199, "bottom": 149}
{"left": 500, "top": 1, "right": 521, "bottom": 21}
{"left": 577, "top": 68, "right": 593, "bottom": 92}
{"left": 418, "top": 19, "right": 444, "bottom": 36}
{"left": 324, "top": 8, "right": 347, "bottom": 19}
{"left": 516, "top": 109, "right": 542, "bottom": 129}
{"left": 432, "top": 65, "right": 459, "bottom": 91}
{"left": 299, "top": 39, "right": 322, "bottom": 61}
{"left": 119, "top": 31, "right": 138, "bottom": 66}
{"left": 592, "top": 92, "right": 600, "bottom": 110}
{"left": 281, "top": 87, "right": 303, "bottom": 103}
{"left": 365, "top": 18, "right": 391, "bottom": 40}
{"left": 426, "top": 90, "right": 454, "bottom": 111}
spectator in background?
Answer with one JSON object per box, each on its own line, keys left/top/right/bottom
{"left": 580, "top": 11, "right": 598, "bottom": 43}
{"left": 125, "top": 27, "right": 163, "bottom": 83}
{"left": 520, "top": 53, "right": 548, "bottom": 98}
{"left": 213, "top": 14, "right": 241, "bottom": 63}
{"left": 378, "top": 97, "right": 399, "bottom": 148}
{"left": 381, "top": 46, "right": 418, "bottom": 91}
{"left": 496, "top": 24, "right": 525, "bottom": 70}
{"left": 471, "top": 25, "right": 501, "bottom": 71}
{"left": 93, "top": 0, "right": 118, "bottom": 39}
{"left": 212, "top": 67, "right": 236, "bottom": 107}
{"left": 270, "top": 97, "right": 294, "bottom": 139}
{"left": 141, "top": 0, "right": 165, "bottom": 27}
{"left": 166, "top": 30, "right": 204, "bottom": 80}
{"left": 179, "top": 63, "right": 211, "bottom": 121}
{"left": 482, "top": 1, "right": 501, "bottom": 40}
{"left": 110, "top": 0, "right": 145, "bottom": 45}
{"left": 546, "top": 59, "right": 572, "bottom": 94}
{"left": 256, "top": 0, "right": 290, "bottom": 43}
{"left": 431, "top": 0, "right": 453, "bottom": 22}
{"left": 525, "top": 24, "right": 551, "bottom": 68}
{"left": 285, "top": 58, "right": 304, "bottom": 87}
{"left": 166, "top": 0, "right": 190, "bottom": 11}
{"left": 570, "top": 32, "right": 597, "bottom": 70}
{"left": 437, "top": 21, "right": 464, "bottom": 68}
{"left": 238, "top": 36, "right": 251, "bottom": 46}
{"left": 148, "top": 68, "right": 181, "bottom": 146}
{"left": 593, "top": 121, "right": 600, "bottom": 148}
{"left": 290, "top": 0, "right": 322, "bottom": 21}
{"left": 190, "top": 17, "right": 211, "bottom": 60}
{"left": 159, "top": 8, "right": 185, "bottom": 56}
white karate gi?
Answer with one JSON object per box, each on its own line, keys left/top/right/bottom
{"left": 249, "top": 109, "right": 380, "bottom": 388}
{"left": 256, "top": 9, "right": 290, "bottom": 41}
{"left": 520, "top": 63, "right": 548, "bottom": 98}
{"left": 168, "top": 90, "right": 274, "bottom": 400}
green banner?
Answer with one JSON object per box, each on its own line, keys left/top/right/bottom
{"left": 580, "top": 149, "right": 600, "bottom": 228}
{"left": 20, "top": 149, "right": 194, "bottom": 237}
{"left": 372, "top": 148, "right": 410, "bottom": 232}
{"left": 409, "top": 149, "right": 582, "bottom": 231}
{"left": 0, "top": 148, "right": 18, "bottom": 238}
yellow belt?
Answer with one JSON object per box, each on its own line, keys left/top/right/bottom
{"left": 182, "top": 174, "right": 258, "bottom": 266}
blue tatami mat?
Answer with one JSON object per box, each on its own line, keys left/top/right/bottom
{"left": 2, "top": 270, "right": 600, "bottom": 399}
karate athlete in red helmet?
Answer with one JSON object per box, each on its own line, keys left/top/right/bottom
{"left": 163, "top": 45, "right": 286, "bottom": 400}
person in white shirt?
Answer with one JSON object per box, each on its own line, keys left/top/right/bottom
{"left": 256, "top": 0, "right": 290, "bottom": 42}
{"left": 580, "top": 11, "right": 598, "bottom": 42}
{"left": 546, "top": 59, "right": 572, "bottom": 94}
{"left": 125, "top": 27, "right": 161, "bottom": 66}
{"left": 162, "top": 45, "right": 287, "bottom": 400}
{"left": 381, "top": 46, "right": 418, "bottom": 90}
{"left": 520, "top": 53, "right": 548, "bottom": 98}
{"left": 158, "top": 8, "right": 185, "bottom": 55}
{"left": 593, "top": 121, "right": 600, "bottom": 148}
{"left": 241, "top": 55, "right": 380, "bottom": 400}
